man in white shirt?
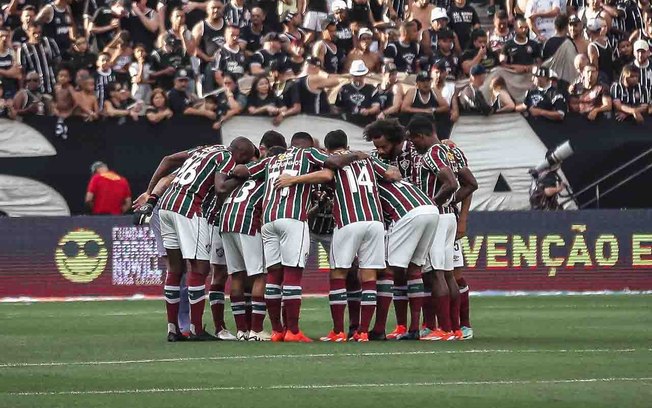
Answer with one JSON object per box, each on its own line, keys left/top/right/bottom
{"left": 525, "top": 0, "right": 563, "bottom": 42}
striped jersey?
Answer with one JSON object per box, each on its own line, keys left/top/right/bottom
{"left": 372, "top": 140, "right": 419, "bottom": 180}
{"left": 159, "top": 145, "right": 235, "bottom": 218}
{"left": 247, "top": 147, "right": 329, "bottom": 224}
{"left": 378, "top": 179, "right": 434, "bottom": 223}
{"left": 219, "top": 179, "right": 264, "bottom": 235}
{"left": 447, "top": 144, "right": 469, "bottom": 173}
{"left": 331, "top": 155, "right": 388, "bottom": 228}
{"left": 415, "top": 143, "right": 457, "bottom": 212}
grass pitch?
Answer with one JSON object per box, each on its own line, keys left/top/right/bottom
{"left": 0, "top": 295, "right": 650, "bottom": 408}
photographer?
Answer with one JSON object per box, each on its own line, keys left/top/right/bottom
{"left": 529, "top": 166, "right": 566, "bottom": 210}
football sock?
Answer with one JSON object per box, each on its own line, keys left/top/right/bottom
{"left": 177, "top": 278, "right": 190, "bottom": 333}
{"left": 208, "top": 283, "right": 225, "bottom": 332}
{"left": 450, "top": 294, "right": 461, "bottom": 332}
{"left": 407, "top": 277, "right": 424, "bottom": 332}
{"left": 230, "top": 295, "right": 247, "bottom": 332}
{"left": 434, "top": 293, "right": 452, "bottom": 332}
{"left": 250, "top": 296, "right": 266, "bottom": 333}
{"left": 164, "top": 272, "right": 181, "bottom": 334}
{"left": 372, "top": 278, "right": 393, "bottom": 334}
{"left": 264, "top": 268, "right": 283, "bottom": 332}
{"left": 392, "top": 281, "right": 408, "bottom": 328}
{"left": 282, "top": 267, "right": 303, "bottom": 334}
{"left": 187, "top": 271, "right": 206, "bottom": 335}
{"left": 346, "top": 289, "right": 361, "bottom": 330}
{"left": 359, "top": 281, "right": 377, "bottom": 333}
{"left": 244, "top": 292, "right": 252, "bottom": 331}
{"left": 422, "top": 290, "right": 436, "bottom": 330}
{"left": 457, "top": 277, "right": 471, "bottom": 327}
{"left": 328, "top": 278, "right": 347, "bottom": 333}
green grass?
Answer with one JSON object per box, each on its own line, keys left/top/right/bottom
{"left": 0, "top": 295, "right": 651, "bottom": 408}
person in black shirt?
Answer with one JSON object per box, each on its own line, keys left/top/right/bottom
{"left": 332, "top": 1, "right": 354, "bottom": 57}
{"left": 167, "top": 68, "right": 198, "bottom": 115}
{"left": 239, "top": 6, "right": 268, "bottom": 58}
{"left": 613, "top": 38, "right": 634, "bottom": 76}
{"left": 458, "top": 64, "right": 492, "bottom": 115}
{"left": 17, "top": 23, "right": 61, "bottom": 95}
{"left": 87, "top": 0, "right": 122, "bottom": 52}
{"left": 0, "top": 27, "right": 20, "bottom": 98}
{"left": 431, "top": 28, "right": 460, "bottom": 80}
{"left": 69, "top": 37, "right": 98, "bottom": 75}
{"left": 297, "top": 56, "right": 338, "bottom": 115}
{"left": 150, "top": 33, "right": 192, "bottom": 90}
{"left": 335, "top": 59, "right": 377, "bottom": 126}
{"left": 586, "top": 18, "right": 614, "bottom": 84}
{"left": 384, "top": 20, "right": 421, "bottom": 74}
{"left": 213, "top": 24, "right": 246, "bottom": 85}
{"left": 191, "top": 0, "right": 226, "bottom": 94}
{"left": 11, "top": 6, "right": 36, "bottom": 48}
{"left": 447, "top": 0, "right": 480, "bottom": 51}
{"left": 460, "top": 28, "right": 499, "bottom": 76}
{"left": 611, "top": 64, "right": 649, "bottom": 123}
{"left": 542, "top": 14, "right": 572, "bottom": 61}
{"left": 223, "top": 0, "right": 250, "bottom": 28}
{"left": 246, "top": 73, "right": 284, "bottom": 117}
{"left": 123, "top": 0, "right": 159, "bottom": 52}
{"left": 281, "top": 11, "right": 306, "bottom": 74}
{"left": 35, "top": 0, "right": 75, "bottom": 58}
{"left": 270, "top": 61, "right": 301, "bottom": 124}
{"left": 314, "top": 16, "right": 344, "bottom": 74}
{"left": 252, "top": 0, "right": 281, "bottom": 32}
{"left": 250, "top": 32, "right": 289, "bottom": 74}
{"left": 516, "top": 66, "right": 567, "bottom": 121}
{"left": 500, "top": 17, "right": 542, "bottom": 73}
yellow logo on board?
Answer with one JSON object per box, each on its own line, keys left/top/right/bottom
{"left": 55, "top": 229, "right": 108, "bottom": 283}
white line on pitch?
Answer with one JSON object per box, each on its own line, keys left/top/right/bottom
{"left": 7, "top": 377, "right": 652, "bottom": 396}
{"left": 1, "top": 348, "right": 646, "bottom": 369}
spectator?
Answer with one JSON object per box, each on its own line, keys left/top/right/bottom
{"left": 167, "top": 68, "right": 197, "bottom": 115}
{"left": 35, "top": 0, "right": 75, "bottom": 58}
{"left": 313, "top": 16, "right": 344, "bottom": 74}
{"left": 431, "top": 61, "right": 459, "bottom": 124}
{"left": 145, "top": 87, "right": 173, "bottom": 124}
{"left": 94, "top": 52, "right": 117, "bottom": 111}
{"left": 460, "top": 28, "right": 499, "bottom": 76}
{"left": 87, "top": 0, "right": 123, "bottom": 52}
{"left": 17, "top": 23, "right": 61, "bottom": 95}
{"left": 500, "top": 17, "right": 542, "bottom": 74}
{"left": 129, "top": 43, "right": 152, "bottom": 102}
{"left": 374, "top": 62, "right": 404, "bottom": 120}
{"left": 282, "top": 11, "right": 307, "bottom": 74}
{"left": 103, "top": 31, "right": 134, "bottom": 86}
{"left": 384, "top": 20, "right": 420, "bottom": 74}
{"left": 240, "top": 6, "right": 268, "bottom": 58}
{"left": 246, "top": 73, "right": 284, "bottom": 117}
{"left": 488, "top": 10, "right": 514, "bottom": 53}
{"left": 611, "top": 64, "right": 649, "bottom": 123}
{"left": 85, "top": 161, "right": 132, "bottom": 215}
{"left": 431, "top": 28, "right": 460, "bottom": 81}
{"left": 296, "top": 56, "right": 338, "bottom": 115}
{"left": 422, "top": 7, "right": 462, "bottom": 57}
{"left": 167, "top": 7, "right": 196, "bottom": 56}
{"left": 629, "top": 7, "right": 652, "bottom": 46}
{"left": 0, "top": 81, "right": 15, "bottom": 119}
{"left": 104, "top": 82, "right": 140, "bottom": 120}
{"left": 490, "top": 75, "right": 516, "bottom": 112}
{"left": 332, "top": 1, "right": 354, "bottom": 58}
{"left": 255, "top": 0, "right": 281, "bottom": 32}
{"left": 212, "top": 73, "right": 245, "bottom": 129}
{"left": 13, "top": 71, "right": 53, "bottom": 118}
{"left": 569, "top": 63, "right": 612, "bottom": 120}
{"left": 69, "top": 37, "right": 98, "bottom": 75}
{"left": 578, "top": 0, "right": 613, "bottom": 31}
{"left": 458, "top": 64, "right": 493, "bottom": 115}
{"left": 213, "top": 24, "right": 247, "bottom": 86}
{"left": 448, "top": 0, "right": 481, "bottom": 50}
{"left": 302, "top": 0, "right": 329, "bottom": 45}
{"left": 630, "top": 39, "right": 652, "bottom": 91}
{"left": 73, "top": 75, "right": 101, "bottom": 121}
{"left": 401, "top": 70, "right": 448, "bottom": 116}
{"left": 123, "top": 0, "right": 159, "bottom": 52}
{"left": 335, "top": 59, "right": 377, "bottom": 124}
{"left": 53, "top": 66, "right": 76, "bottom": 119}
{"left": 0, "top": 27, "right": 21, "bottom": 99}
{"left": 250, "top": 32, "right": 290, "bottom": 74}
{"left": 192, "top": 0, "right": 226, "bottom": 94}
{"left": 614, "top": 39, "right": 634, "bottom": 77}
{"left": 408, "top": 0, "right": 434, "bottom": 33}
{"left": 569, "top": 15, "right": 589, "bottom": 55}
{"left": 517, "top": 66, "right": 568, "bottom": 121}
{"left": 349, "top": 0, "right": 377, "bottom": 28}
{"left": 223, "top": 0, "right": 251, "bottom": 28}
{"left": 150, "top": 33, "right": 191, "bottom": 90}
{"left": 525, "top": 0, "right": 562, "bottom": 42}
{"left": 270, "top": 62, "right": 301, "bottom": 124}
{"left": 542, "top": 15, "right": 571, "bottom": 60}
{"left": 587, "top": 18, "right": 614, "bottom": 84}
{"left": 11, "top": 6, "right": 36, "bottom": 49}
{"left": 344, "top": 27, "right": 381, "bottom": 73}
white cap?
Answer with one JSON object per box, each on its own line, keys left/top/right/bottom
{"left": 634, "top": 39, "right": 650, "bottom": 52}
{"left": 332, "top": 0, "right": 347, "bottom": 12}
{"left": 431, "top": 7, "right": 449, "bottom": 22}
{"left": 358, "top": 27, "right": 373, "bottom": 38}
{"left": 349, "top": 60, "right": 369, "bottom": 76}
{"left": 586, "top": 18, "right": 604, "bottom": 32}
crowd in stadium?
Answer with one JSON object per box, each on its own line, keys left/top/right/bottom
{"left": 2, "top": 0, "right": 652, "bottom": 127}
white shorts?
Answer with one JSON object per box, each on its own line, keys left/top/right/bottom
{"left": 330, "top": 221, "right": 386, "bottom": 269}
{"left": 261, "top": 219, "right": 310, "bottom": 268}
{"left": 150, "top": 204, "right": 166, "bottom": 258}
{"left": 387, "top": 205, "right": 439, "bottom": 268}
{"left": 159, "top": 210, "right": 211, "bottom": 261}
{"left": 426, "top": 213, "right": 457, "bottom": 272}
{"left": 302, "top": 11, "right": 328, "bottom": 31}
{"left": 221, "top": 232, "right": 265, "bottom": 276}
{"left": 209, "top": 226, "right": 226, "bottom": 266}
{"left": 453, "top": 238, "right": 465, "bottom": 268}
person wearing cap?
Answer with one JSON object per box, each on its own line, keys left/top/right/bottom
{"left": 586, "top": 18, "right": 614, "bottom": 84}
{"left": 344, "top": 27, "right": 381, "bottom": 73}
{"left": 568, "top": 15, "right": 589, "bottom": 55}
{"left": 167, "top": 68, "right": 199, "bottom": 116}
{"left": 460, "top": 28, "right": 499, "bottom": 76}
{"left": 611, "top": 64, "right": 649, "bottom": 124}
{"left": 250, "top": 32, "right": 290, "bottom": 75}
{"left": 313, "top": 16, "right": 344, "bottom": 74}
{"left": 212, "top": 24, "right": 246, "bottom": 86}
{"left": 432, "top": 28, "right": 460, "bottom": 81}
{"left": 296, "top": 56, "right": 339, "bottom": 114}
{"left": 500, "top": 17, "right": 542, "bottom": 74}
{"left": 524, "top": 0, "right": 562, "bottom": 42}
{"left": 458, "top": 64, "right": 493, "bottom": 115}
{"left": 372, "top": 62, "right": 404, "bottom": 119}
{"left": 13, "top": 71, "right": 52, "bottom": 118}
{"left": 630, "top": 39, "right": 652, "bottom": 92}
{"left": 422, "top": 7, "right": 462, "bottom": 57}
{"left": 401, "top": 70, "right": 448, "bottom": 116}
{"left": 85, "top": 162, "right": 132, "bottom": 215}
{"left": 150, "top": 32, "right": 192, "bottom": 91}
{"left": 407, "top": 0, "right": 434, "bottom": 34}
{"left": 334, "top": 59, "right": 377, "bottom": 124}
{"left": 488, "top": 10, "right": 514, "bottom": 54}
{"left": 448, "top": 0, "right": 481, "bottom": 50}
{"left": 239, "top": 7, "right": 269, "bottom": 58}
{"left": 516, "top": 66, "right": 567, "bottom": 121}
{"left": 569, "top": 63, "right": 612, "bottom": 120}
{"left": 384, "top": 20, "right": 420, "bottom": 74}
{"left": 331, "top": 0, "right": 354, "bottom": 57}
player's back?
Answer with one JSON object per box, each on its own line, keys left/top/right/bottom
{"left": 220, "top": 179, "right": 265, "bottom": 235}
{"left": 378, "top": 179, "right": 434, "bottom": 224}
{"left": 415, "top": 143, "right": 457, "bottom": 211}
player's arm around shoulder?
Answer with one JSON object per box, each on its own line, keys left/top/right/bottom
{"left": 276, "top": 169, "right": 335, "bottom": 189}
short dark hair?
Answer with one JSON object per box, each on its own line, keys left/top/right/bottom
{"left": 291, "top": 131, "right": 313, "bottom": 146}
{"left": 324, "top": 130, "right": 348, "bottom": 150}
{"left": 260, "top": 130, "right": 287, "bottom": 149}
{"left": 363, "top": 119, "right": 405, "bottom": 143}
{"left": 267, "top": 145, "right": 287, "bottom": 156}
{"left": 406, "top": 114, "right": 435, "bottom": 137}
{"left": 470, "top": 28, "right": 487, "bottom": 44}
{"left": 554, "top": 14, "right": 569, "bottom": 31}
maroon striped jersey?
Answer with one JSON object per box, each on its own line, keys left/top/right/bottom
{"left": 331, "top": 155, "right": 388, "bottom": 228}
{"left": 414, "top": 143, "right": 457, "bottom": 211}
{"left": 219, "top": 179, "right": 265, "bottom": 235}
{"left": 247, "top": 147, "right": 329, "bottom": 224}
{"left": 378, "top": 179, "right": 434, "bottom": 223}
{"left": 159, "top": 145, "right": 235, "bottom": 218}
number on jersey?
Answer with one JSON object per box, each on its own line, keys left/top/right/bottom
{"left": 225, "top": 180, "right": 257, "bottom": 204}
{"left": 343, "top": 166, "right": 373, "bottom": 193}
{"left": 174, "top": 159, "right": 201, "bottom": 186}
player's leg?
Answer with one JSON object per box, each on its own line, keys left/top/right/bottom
{"left": 453, "top": 239, "right": 473, "bottom": 339}
{"left": 178, "top": 265, "right": 190, "bottom": 336}
{"left": 208, "top": 228, "right": 233, "bottom": 340}
{"left": 389, "top": 269, "right": 408, "bottom": 339}
{"left": 238, "top": 232, "right": 269, "bottom": 341}
{"left": 321, "top": 267, "right": 348, "bottom": 342}
{"left": 261, "top": 221, "right": 284, "bottom": 340}
{"left": 346, "top": 263, "right": 361, "bottom": 338}
{"left": 421, "top": 270, "right": 435, "bottom": 334}
{"left": 222, "top": 232, "right": 248, "bottom": 340}
{"left": 370, "top": 266, "right": 393, "bottom": 340}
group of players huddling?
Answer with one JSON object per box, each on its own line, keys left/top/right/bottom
{"left": 134, "top": 114, "right": 477, "bottom": 343}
